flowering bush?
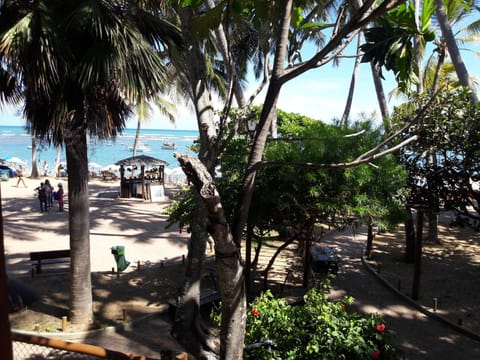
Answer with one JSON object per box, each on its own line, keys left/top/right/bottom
{"left": 242, "top": 277, "right": 398, "bottom": 359}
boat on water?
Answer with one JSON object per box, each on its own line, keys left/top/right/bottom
{"left": 128, "top": 142, "right": 151, "bottom": 153}
{"left": 161, "top": 142, "right": 177, "bottom": 150}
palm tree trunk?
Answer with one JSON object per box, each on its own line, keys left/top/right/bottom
{"left": 30, "top": 136, "right": 39, "bottom": 178}
{"left": 133, "top": 119, "right": 141, "bottom": 158}
{"left": 431, "top": 40, "right": 446, "bottom": 93}
{"left": 65, "top": 130, "right": 92, "bottom": 328}
{"left": 54, "top": 145, "right": 62, "bottom": 178}
{"left": 414, "top": 0, "right": 423, "bottom": 93}
{"left": 341, "top": 32, "right": 363, "bottom": 127}
{"left": 434, "top": 0, "right": 478, "bottom": 104}
{"left": 370, "top": 62, "right": 390, "bottom": 129}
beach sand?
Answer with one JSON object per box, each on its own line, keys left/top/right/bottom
{"left": 2, "top": 176, "right": 189, "bottom": 276}
{"left": 2, "top": 175, "right": 197, "bottom": 355}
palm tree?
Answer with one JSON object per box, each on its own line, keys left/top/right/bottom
{"left": 0, "top": 0, "right": 182, "bottom": 327}
{"left": 434, "top": 0, "right": 478, "bottom": 103}
{"left": 132, "top": 95, "right": 177, "bottom": 158}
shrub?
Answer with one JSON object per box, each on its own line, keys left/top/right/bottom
{"left": 242, "top": 277, "right": 398, "bottom": 359}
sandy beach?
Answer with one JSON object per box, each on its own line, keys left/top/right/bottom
{"left": 2, "top": 176, "right": 189, "bottom": 276}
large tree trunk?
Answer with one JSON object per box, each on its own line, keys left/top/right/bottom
{"left": 65, "top": 130, "right": 92, "bottom": 328}
{"left": 434, "top": 0, "right": 478, "bottom": 104}
{"left": 173, "top": 7, "right": 230, "bottom": 358}
{"left": 245, "top": 224, "right": 254, "bottom": 294}
{"left": 172, "top": 197, "right": 218, "bottom": 359}
{"left": 426, "top": 211, "right": 439, "bottom": 243}
{"left": 176, "top": 155, "right": 245, "bottom": 360}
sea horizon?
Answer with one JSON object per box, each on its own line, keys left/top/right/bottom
{"left": 0, "top": 125, "right": 199, "bottom": 172}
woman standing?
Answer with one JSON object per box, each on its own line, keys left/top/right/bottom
{"left": 44, "top": 179, "right": 53, "bottom": 209}
{"left": 57, "top": 183, "right": 64, "bottom": 211}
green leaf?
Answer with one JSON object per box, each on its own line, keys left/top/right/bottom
{"left": 190, "top": 4, "right": 224, "bottom": 38}
{"left": 291, "top": 6, "right": 303, "bottom": 28}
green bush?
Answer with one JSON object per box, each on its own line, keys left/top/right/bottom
{"left": 242, "top": 277, "right": 398, "bottom": 359}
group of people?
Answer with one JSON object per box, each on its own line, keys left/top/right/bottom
{"left": 34, "top": 179, "right": 64, "bottom": 212}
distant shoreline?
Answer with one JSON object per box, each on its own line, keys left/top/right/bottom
{"left": 0, "top": 124, "right": 199, "bottom": 133}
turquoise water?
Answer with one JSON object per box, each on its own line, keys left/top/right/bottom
{"left": 0, "top": 125, "right": 198, "bottom": 172}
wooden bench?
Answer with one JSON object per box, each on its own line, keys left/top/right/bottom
{"left": 30, "top": 249, "right": 71, "bottom": 275}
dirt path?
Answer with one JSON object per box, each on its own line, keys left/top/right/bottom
{"left": 323, "top": 227, "right": 480, "bottom": 360}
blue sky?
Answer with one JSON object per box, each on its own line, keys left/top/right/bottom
{"left": 1, "top": 31, "right": 478, "bottom": 130}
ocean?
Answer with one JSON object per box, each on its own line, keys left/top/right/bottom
{"left": 0, "top": 125, "right": 199, "bottom": 172}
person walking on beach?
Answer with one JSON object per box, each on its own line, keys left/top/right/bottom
{"left": 56, "top": 183, "right": 64, "bottom": 211}
{"left": 15, "top": 165, "right": 27, "bottom": 188}
{"left": 35, "top": 182, "right": 48, "bottom": 212}
{"left": 43, "top": 161, "right": 49, "bottom": 177}
{"left": 44, "top": 179, "right": 54, "bottom": 209}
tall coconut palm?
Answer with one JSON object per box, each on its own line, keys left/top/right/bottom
{"left": 434, "top": 0, "right": 478, "bottom": 104}
{"left": 132, "top": 94, "right": 177, "bottom": 158}
{"left": 0, "top": 0, "right": 182, "bottom": 327}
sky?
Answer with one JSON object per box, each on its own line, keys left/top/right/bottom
{"left": 1, "top": 25, "right": 478, "bottom": 131}
{"left": 0, "top": 54, "right": 406, "bottom": 130}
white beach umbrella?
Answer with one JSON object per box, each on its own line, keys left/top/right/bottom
{"left": 5, "top": 156, "right": 25, "bottom": 165}
{"left": 88, "top": 162, "right": 103, "bottom": 170}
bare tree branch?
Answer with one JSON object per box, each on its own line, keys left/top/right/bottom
{"left": 355, "top": 86, "right": 444, "bottom": 161}
{"left": 280, "top": 0, "right": 405, "bottom": 84}
{"left": 268, "top": 129, "right": 366, "bottom": 142}
{"left": 254, "top": 134, "right": 418, "bottom": 172}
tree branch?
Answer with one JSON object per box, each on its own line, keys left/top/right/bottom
{"left": 355, "top": 86, "right": 444, "bottom": 162}
{"left": 268, "top": 129, "right": 366, "bottom": 143}
{"left": 253, "top": 135, "right": 418, "bottom": 172}
{"left": 280, "top": 0, "right": 405, "bottom": 84}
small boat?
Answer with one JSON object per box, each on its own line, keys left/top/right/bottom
{"left": 161, "top": 142, "right": 177, "bottom": 150}
{"left": 128, "top": 142, "right": 151, "bottom": 153}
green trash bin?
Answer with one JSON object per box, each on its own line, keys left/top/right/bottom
{"left": 0, "top": 170, "right": 9, "bottom": 181}
{"left": 111, "top": 246, "right": 130, "bottom": 273}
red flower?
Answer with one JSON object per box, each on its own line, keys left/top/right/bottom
{"left": 371, "top": 349, "right": 381, "bottom": 359}
{"left": 340, "top": 303, "right": 346, "bottom": 311}
{"left": 251, "top": 308, "right": 260, "bottom": 317}
{"left": 376, "top": 324, "right": 386, "bottom": 332}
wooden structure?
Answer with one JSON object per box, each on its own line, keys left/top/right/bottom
{"left": 115, "top": 155, "right": 168, "bottom": 201}
{"left": 12, "top": 331, "right": 188, "bottom": 359}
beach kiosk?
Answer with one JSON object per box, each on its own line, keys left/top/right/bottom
{"left": 115, "top": 155, "right": 168, "bottom": 201}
